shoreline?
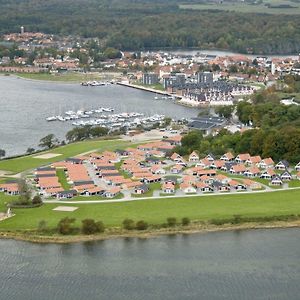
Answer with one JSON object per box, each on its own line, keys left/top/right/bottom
{"left": 1, "top": 220, "right": 300, "bottom": 244}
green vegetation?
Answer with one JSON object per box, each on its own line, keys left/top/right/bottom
{"left": 1, "top": 189, "right": 300, "bottom": 232}
{"left": 12, "top": 72, "right": 114, "bottom": 83}
{"left": 180, "top": 0, "right": 300, "bottom": 15}
{"left": 81, "top": 219, "right": 105, "bottom": 234}
{"left": 134, "top": 82, "right": 165, "bottom": 91}
{"left": 1, "top": 0, "right": 300, "bottom": 54}
{"left": 0, "top": 139, "right": 127, "bottom": 174}
{"left": 56, "top": 169, "right": 71, "bottom": 190}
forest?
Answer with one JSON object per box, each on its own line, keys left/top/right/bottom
{"left": 0, "top": 0, "right": 300, "bottom": 54}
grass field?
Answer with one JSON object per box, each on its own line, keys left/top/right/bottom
{"left": 5, "top": 72, "right": 120, "bottom": 83}
{"left": 56, "top": 169, "right": 71, "bottom": 190}
{"left": 0, "top": 139, "right": 128, "bottom": 174}
{"left": 180, "top": 0, "right": 300, "bottom": 15}
{"left": 1, "top": 189, "right": 300, "bottom": 231}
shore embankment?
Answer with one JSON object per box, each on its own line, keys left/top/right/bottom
{"left": 1, "top": 220, "right": 300, "bottom": 244}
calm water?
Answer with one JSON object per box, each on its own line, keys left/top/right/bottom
{"left": 0, "top": 76, "right": 198, "bottom": 156}
{"left": 0, "top": 228, "right": 300, "bottom": 300}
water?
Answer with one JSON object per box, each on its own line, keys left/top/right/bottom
{"left": 0, "top": 228, "right": 300, "bottom": 300}
{"left": 0, "top": 76, "right": 199, "bottom": 156}
{"left": 169, "top": 48, "right": 299, "bottom": 59}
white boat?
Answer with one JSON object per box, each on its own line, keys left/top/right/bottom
{"left": 46, "top": 116, "right": 57, "bottom": 122}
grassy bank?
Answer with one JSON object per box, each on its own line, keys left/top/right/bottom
{"left": 9, "top": 72, "right": 119, "bottom": 83}
{"left": 1, "top": 220, "right": 300, "bottom": 244}
{"left": 0, "top": 139, "right": 128, "bottom": 174}
{"left": 1, "top": 189, "right": 300, "bottom": 232}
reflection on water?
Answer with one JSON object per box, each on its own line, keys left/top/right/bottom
{"left": 0, "top": 76, "right": 198, "bottom": 156}
{"left": 0, "top": 228, "right": 300, "bottom": 300}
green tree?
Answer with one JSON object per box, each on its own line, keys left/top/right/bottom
{"left": 167, "top": 217, "right": 177, "bottom": 227}
{"left": 32, "top": 195, "right": 42, "bottom": 205}
{"left": 82, "top": 219, "right": 105, "bottom": 234}
{"left": 57, "top": 217, "right": 76, "bottom": 235}
{"left": 0, "top": 149, "right": 5, "bottom": 159}
{"left": 135, "top": 220, "right": 148, "bottom": 230}
{"left": 181, "top": 217, "right": 190, "bottom": 226}
{"left": 39, "top": 134, "right": 58, "bottom": 149}
{"left": 122, "top": 218, "right": 135, "bottom": 230}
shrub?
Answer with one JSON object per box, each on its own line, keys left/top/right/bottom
{"left": 37, "top": 220, "right": 47, "bottom": 232}
{"left": 167, "top": 217, "right": 177, "bottom": 227}
{"left": 32, "top": 195, "right": 42, "bottom": 205}
{"left": 122, "top": 218, "right": 135, "bottom": 230}
{"left": 57, "top": 217, "right": 76, "bottom": 235}
{"left": 95, "top": 221, "right": 105, "bottom": 233}
{"left": 135, "top": 220, "right": 148, "bottom": 230}
{"left": 181, "top": 217, "right": 190, "bottom": 226}
{"left": 82, "top": 219, "right": 105, "bottom": 234}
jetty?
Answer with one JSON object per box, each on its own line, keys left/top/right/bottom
{"left": 117, "top": 81, "right": 182, "bottom": 99}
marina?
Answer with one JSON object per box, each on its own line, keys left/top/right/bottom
{"left": 46, "top": 108, "right": 166, "bottom": 130}
{"left": 0, "top": 76, "right": 199, "bottom": 156}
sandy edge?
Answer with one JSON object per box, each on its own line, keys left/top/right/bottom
{"left": 1, "top": 221, "right": 300, "bottom": 244}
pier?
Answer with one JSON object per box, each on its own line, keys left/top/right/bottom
{"left": 117, "top": 81, "right": 182, "bottom": 99}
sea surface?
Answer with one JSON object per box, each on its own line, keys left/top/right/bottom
{"left": 0, "top": 228, "right": 300, "bottom": 300}
{"left": 0, "top": 76, "right": 199, "bottom": 156}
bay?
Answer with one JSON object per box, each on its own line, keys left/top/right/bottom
{"left": 0, "top": 76, "right": 198, "bottom": 156}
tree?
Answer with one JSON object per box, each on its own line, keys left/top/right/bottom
{"left": 82, "top": 219, "right": 105, "bottom": 234}
{"left": 167, "top": 217, "right": 177, "bottom": 227}
{"left": 57, "top": 217, "right": 76, "bottom": 235}
{"left": 135, "top": 220, "right": 148, "bottom": 230}
{"left": 215, "top": 106, "right": 234, "bottom": 119}
{"left": 181, "top": 217, "right": 190, "bottom": 226}
{"left": 123, "top": 218, "right": 135, "bottom": 230}
{"left": 0, "top": 149, "right": 5, "bottom": 159}
{"left": 32, "top": 195, "right": 42, "bottom": 205}
{"left": 26, "top": 147, "right": 35, "bottom": 154}
{"left": 17, "top": 178, "right": 31, "bottom": 204}
{"left": 39, "top": 134, "right": 58, "bottom": 149}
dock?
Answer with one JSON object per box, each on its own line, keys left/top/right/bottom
{"left": 117, "top": 81, "right": 182, "bottom": 99}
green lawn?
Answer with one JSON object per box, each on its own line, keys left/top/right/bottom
{"left": 0, "top": 139, "right": 128, "bottom": 174}
{"left": 134, "top": 81, "right": 165, "bottom": 91}
{"left": 9, "top": 72, "right": 118, "bottom": 83}
{"left": 289, "top": 180, "right": 300, "bottom": 188}
{"left": 56, "top": 169, "right": 71, "bottom": 190}
{"left": 0, "top": 193, "right": 18, "bottom": 212}
{"left": 180, "top": 0, "right": 300, "bottom": 15}
{"left": 1, "top": 189, "right": 300, "bottom": 231}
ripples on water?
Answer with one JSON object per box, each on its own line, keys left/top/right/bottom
{"left": 0, "top": 228, "right": 300, "bottom": 300}
{"left": 0, "top": 76, "right": 198, "bottom": 156}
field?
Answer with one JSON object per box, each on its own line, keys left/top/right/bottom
{"left": 1, "top": 189, "right": 300, "bottom": 231}
{"left": 5, "top": 72, "right": 121, "bottom": 83}
{"left": 0, "top": 139, "right": 128, "bottom": 174}
{"left": 180, "top": 0, "right": 300, "bottom": 15}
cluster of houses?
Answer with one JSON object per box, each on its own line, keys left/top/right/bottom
{"left": 1, "top": 134, "right": 300, "bottom": 199}
{"left": 27, "top": 135, "right": 182, "bottom": 199}
{"left": 185, "top": 151, "right": 300, "bottom": 187}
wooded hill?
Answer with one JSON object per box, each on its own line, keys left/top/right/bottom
{"left": 1, "top": 0, "right": 300, "bottom": 54}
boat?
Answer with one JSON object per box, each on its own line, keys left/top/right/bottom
{"left": 46, "top": 116, "right": 57, "bottom": 122}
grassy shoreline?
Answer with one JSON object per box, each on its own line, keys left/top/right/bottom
{"left": 1, "top": 220, "right": 300, "bottom": 244}
{"left": 1, "top": 72, "right": 121, "bottom": 83}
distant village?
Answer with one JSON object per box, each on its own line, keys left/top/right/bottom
{"left": 1, "top": 28, "right": 300, "bottom": 108}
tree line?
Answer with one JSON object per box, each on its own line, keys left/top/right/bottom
{"left": 1, "top": 0, "right": 300, "bottom": 54}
